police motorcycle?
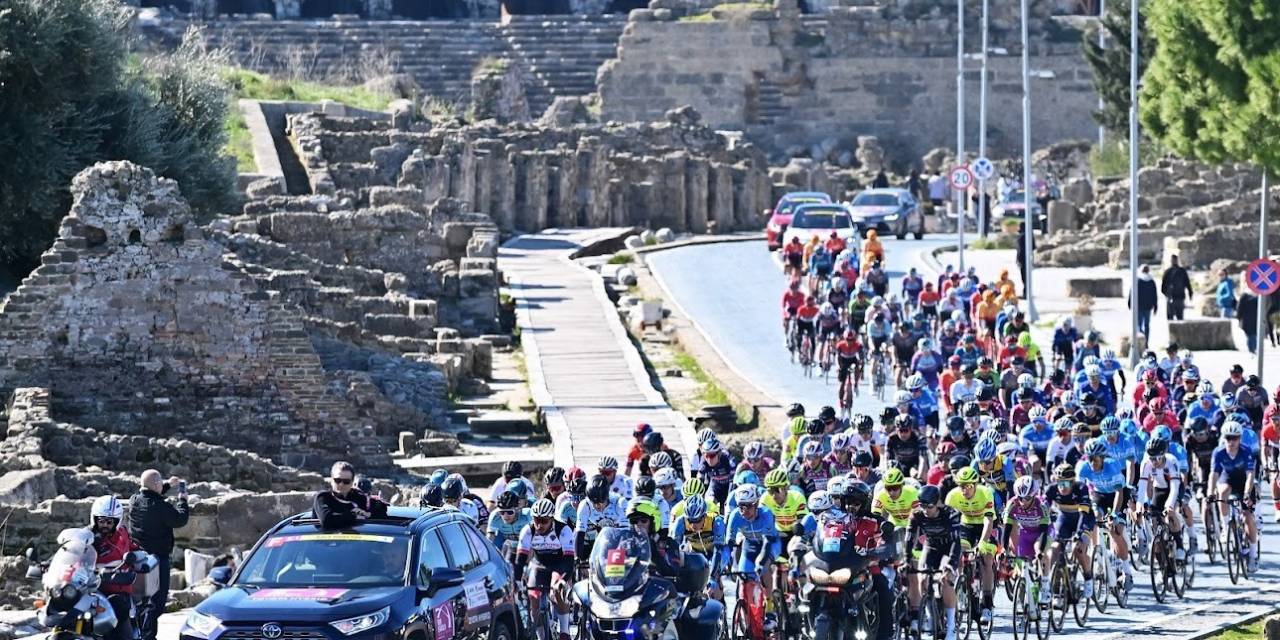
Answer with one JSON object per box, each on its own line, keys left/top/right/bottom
{"left": 25, "top": 529, "right": 157, "bottom": 640}
{"left": 803, "top": 515, "right": 885, "bottom": 640}
{"left": 574, "top": 527, "right": 722, "bottom": 640}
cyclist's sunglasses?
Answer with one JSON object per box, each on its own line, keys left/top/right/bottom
{"left": 534, "top": 516, "right": 553, "bottom": 526}
{"left": 499, "top": 509, "right": 517, "bottom": 517}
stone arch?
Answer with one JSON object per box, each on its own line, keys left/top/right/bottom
{"left": 83, "top": 226, "right": 108, "bottom": 249}
{"left": 128, "top": 229, "right": 142, "bottom": 245}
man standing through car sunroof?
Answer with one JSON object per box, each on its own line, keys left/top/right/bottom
{"left": 314, "top": 461, "right": 387, "bottom": 529}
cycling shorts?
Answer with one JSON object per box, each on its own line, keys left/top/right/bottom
{"left": 1151, "top": 488, "right": 1174, "bottom": 511}
{"left": 528, "top": 556, "right": 574, "bottom": 591}
{"left": 918, "top": 544, "right": 953, "bottom": 571}
{"left": 1092, "top": 492, "right": 1117, "bottom": 520}
{"left": 1053, "top": 511, "right": 1093, "bottom": 542}
{"left": 1218, "top": 468, "right": 1247, "bottom": 494}
{"left": 796, "top": 319, "right": 816, "bottom": 337}
{"left": 959, "top": 523, "right": 994, "bottom": 555}
{"left": 1013, "top": 528, "right": 1043, "bottom": 559}
{"left": 786, "top": 253, "right": 803, "bottom": 268}
{"left": 870, "top": 336, "right": 889, "bottom": 352}
{"left": 735, "top": 538, "right": 776, "bottom": 577}
{"left": 921, "top": 305, "right": 938, "bottom": 318}
{"left": 820, "top": 322, "right": 842, "bottom": 339}
{"left": 814, "top": 264, "right": 833, "bottom": 278}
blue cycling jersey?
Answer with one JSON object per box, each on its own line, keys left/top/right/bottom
{"left": 1168, "top": 441, "right": 1190, "bottom": 474}
{"left": 910, "top": 388, "right": 938, "bottom": 415}
{"left": 1020, "top": 423, "right": 1054, "bottom": 453}
{"left": 1076, "top": 458, "right": 1127, "bottom": 495}
{"left": 1212, "top": 445, "right": 1255, "bottom": 476}
{"left": 1100, "top": 434, "right": 1136, "bottom": 465}
{"left": 726, "top": 506, "right": 780, "bottom": 553}
{"left": 1242, "top": 427, "right": 1261, "bottom": 453}
{"left": 1187, "top": 402, "right": 1222, "bottom": 425}
{"left": 488, "top": 508, "right": 532, "bottom": 548}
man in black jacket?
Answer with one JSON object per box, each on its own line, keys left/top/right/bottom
{"left": 128, "top": 469, "right": 189, "bottom": 640}
{"left": 1161, "top": 254, "right": 1194, "bottom": 321}
{"left": 314, "top": 461, "right": 387, "bottom": 529}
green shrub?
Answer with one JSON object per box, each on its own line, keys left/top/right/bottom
{"left": 607, "top": 253, "right": 635, "bottom": 265}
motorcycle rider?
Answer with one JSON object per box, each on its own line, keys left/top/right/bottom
{"left": 90, "top": 495, "right": 142, "bottom": 640}
{"left": 627, "top": 497, "right": 682, "bottom": 578}
{"left": 816, "top": 482, "right": 895, "bottom": 640}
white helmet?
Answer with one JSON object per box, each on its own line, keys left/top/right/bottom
{"left": 895, "top": 390, "right": 913, "bottom": 404}
{"left": 654, "top": 467, "right": 679, "bottom": 488}
{"left": 1017, "top": 373, "right": 1035, "bottom": 388}
{"left": 1222, "top": 421, "right": 1244, "bottom": 438}
{"left": 91, "top": 495, "right": 125, "bottom": 521}
{"left": 907, "top": 374, "right": 927, "bottom": 390}
{"left": 820, "top": 301, "right": 835, "bottom": 315}
{"left": 872, "top": 296, "right": 885, "bottom": 307}
{"left": 1085, "top": 364, "right": 1102, "bottom": 378}
{"left": 734, "top": 484, "right": 760, "bottom": 505}
{"left": 1179, "top": 349, "right": 1193, "bottom": 364}
{"left": 831, "top": 277, "right": 846, "bottom": 291}
{"left": 1083, "top": 355, "right": 1100, "bottom": 367}
{"left": 807, "top": 490, "right": 834, "bottom": 513}
{"left": 531, "top": 498, "right": 556, "bottom": 519}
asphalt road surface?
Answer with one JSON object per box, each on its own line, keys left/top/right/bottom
{"left": 647, "top": 237, "right": 1280, "bottom": 639}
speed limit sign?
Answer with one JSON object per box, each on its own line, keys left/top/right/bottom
{"left": 949, "top": 165, "right": 974, "bottom": 190}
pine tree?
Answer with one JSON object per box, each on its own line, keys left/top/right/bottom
{"left": 1139, "top": 0, "right": 1280, "bottom": 173}
{"left": 1081, "top": 0, "right": 1155, "bottom": 136}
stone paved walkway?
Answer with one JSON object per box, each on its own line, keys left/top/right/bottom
{"left": 501, "top": 229, "right": 696, "bottom": 471}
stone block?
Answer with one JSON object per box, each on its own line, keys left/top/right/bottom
{"left": 214, "top": 492, "right": 314, "bottom": 548}
{"left": 1065, "top": 277, "right": 1122, "bottom": 299}
{"left": 1046, "top": 200, "right": 1077, "bottom": 234}
{"left": 1167, "top": 319, "right": 1235, "bottom": 351}
{"left": 398, "top": 431, "right": 417, "bottom": 455}
{"left": 0, "top": 469, "right": 56, "bottom": 507}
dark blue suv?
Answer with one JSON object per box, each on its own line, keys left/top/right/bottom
{"left": 180, "top": 507, "right": 519, "bottom": 640}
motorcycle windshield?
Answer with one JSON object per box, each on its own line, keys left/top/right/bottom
{"left": 812, "top": 518, "right": 872, "bottom": 573}
{"left": 44, "top": 541, "right": 97, "bottom": 592}
{"left": 589, "top": 527, "right": 650, "bottom": 602}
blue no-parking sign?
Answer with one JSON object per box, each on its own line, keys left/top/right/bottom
{"left": 1245, "top": 258, "right": 1280, "bottom": 296}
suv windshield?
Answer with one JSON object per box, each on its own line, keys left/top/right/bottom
{"left": 237, "top": 532, "right": 411, "bottom": 588}
{"left": 852, "top": 193, "right": 899, "bottom": 207}
{"left": 792, "top": 208, "right": 851, "bottom": 229}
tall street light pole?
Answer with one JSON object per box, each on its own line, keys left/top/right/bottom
{"left": 1128, "top": 0, "right": 1140, "bottom": 367}
{"left": 1020, "top": 0, "right": 1036, "bottom": 321}
{"left": 957, "top": 0, "right": 966, "bottom": 272}
{"left": 1259, "top": 169, "right": 1269, "bottom": 382}
{"left": 978, "top": 0, "right": 990, "bottom": 239}
{"left": 1098, "top": 0, "right": 1106, "bottom": 148}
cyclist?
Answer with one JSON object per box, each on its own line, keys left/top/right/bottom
{"left": 892, "top": 322, "right": 918, "bottom": 387}
{"left": 654, "top": 468, "right": 683, "bottom": 532}
{"left": 1077, "top": 438, "right": 1134, "bottom": 590}
{"left": 1001, "top": 476, "right": 1052, "bottom": 604}
{"left": 797, "top": 441, "right": 833, "bottom": 493}
{"left": 671, "top": 477, "right": 718, "bottom": 521}
{"left": 782, "top": 280, "right": 806, "bottom": 344}
{"left": 726, "top": 484, "right": 781, "bottom": 630}
{"left": 597, "top": 456, "right": 633, "bottom": 500}
{"left": 1210, "top": 420, "right": 1259, "bottom": 572}
{"left": 850, "top": 450, "right": 883, "bottom": 487}
{"left": 860, "top": 226, "right": 884, "bottom": 273}
{"left": 489, "top": 490, "right": 531, "bottom": 556}
{"left": 556, "top": 468, "right": 587, "bottom": 528}
{"left": 625, "top": 423, "right": 653, "bottom": 476}
{"left": 1136, "top": 438, "right": 1186, "bottom": 561}
{"left": 737, "top": 441, "right": 775, "bottom": 478}
{"left": 698, "top": 437, "right": 736, "bottom": 509}
{"left": 490, "top": 461, "right": 527, "bottom": 509}
{"left": 1263, "top": 413, "right": 1280, "bottom": 522}
{"left": 515, "top": 498, "right": 575, "bottom": 640}
{"left": 441, "top": 474, "right": 481, "bottom": 523}
{"left": 574, "top": 475, "right": 626, "bottom": 557}
{"left": 808, "top": 243, "right": 835, "bottom": 293}
{"left": 1044, "top": 417, "right": 1081, "bottom": 471}
{"left": 835, "top": 328, "right": 865, "bottom": 402}
{"left": 907, "top": 373, "right": 941, "bottom": 429}
{"left": 907, "top": 485, "right": 962, "bottom": 640}
{"left": 670, "top": 495, "right": 727, "bottom": 600}
{"left": 1019, "top": 408, "right": 1054, "bottom": 477}
{"left": 1043, "top": 463, "right": 1094, "bottom": 601}
{"left": 885, "top": 414, "right": 929, "bottom": 480}
{"left": 849, "top": 288, "right": 873, "bottom": 334}
{"left": 826, "top": 433, "right": 857, "bottom": 477}
{"left": 1051, "top": 317, "right": 1078, "bottom": 371}
{"left": 762, "top": 468, "right": 808, "bottom": 574}
{"left": 945, "top": 467, "right": 997, "bottom": 623}
{"left": 816, "top": 301, "right": 843, "bottom": 362}
{"left": 871, "top": 467, "right": 920, "bottom": 535}
{"left": 972, "top": 437, "right": 1015, "bottom": 511}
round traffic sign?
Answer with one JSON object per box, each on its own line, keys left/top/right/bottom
{"left": 949, "top": 165, "right": 974, "bottom": 190}
{"left": 972, "top": 157, "right": 995, "bottom": 181}
{"left": 1245, "top": 258, "right": 1280, "bottom": 296}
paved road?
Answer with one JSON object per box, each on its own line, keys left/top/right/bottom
{"left": 647, "top": 237, "right": 1280, "bottom": 638}
{"left": 501, "top": 228, "right": 697, "bottom": 471}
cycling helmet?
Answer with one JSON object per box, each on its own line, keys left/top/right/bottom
{"left": 684, "top": 495, "right": 708, "bottom": 521}
{"left": 744, "top": 441, "right": 765, "bottom": 460}
{"left": 765, "top": 468, "right": 790, "bottom": 489}
{"left": 895, "top": 390, "right": 913, "bottom": 405}
{"left": 442, "top": 475, "right": 465, "bottom": 501}
{"left": 703, "top": 438, "right": 725, "bottom": 455}
{"left": 1054, "top": 417, "right": 1075, "bottom": 432}
{"left": 978, "top": 356, "right": 994, "bottom": 368}
{"left": 1146, "top": 439, "right": 1168, "bottom": 457}
{"left": 954, "top": 467, "right": 979, "bottom": 485}
{"left": 735, "top": 470, "right": 761, "bottom": 487}
{"left": 945, "top": 415, "right": 965, "bottom": 434}
{"left": 1085, "top": 364, "right": 1102, "bottom": 378}
{"left": 828, "top": 476, "right": 849, "bottom": 497}
{"left": 429, "top": 469, "right": 449, "bottom": 486}
{"left": 808, "top": 491, "right": 834, "bottom": 513}
{"left": 1085, "top": 330, "right": 1100, "bottom": 342}
{"left": 634, "top": 423, "right": 654, "bottom": 438}
{"left": 916, "top": 339, "right": 933, "bottom": 353}
{"left": 1197, "top": 380, "right": 1215, "bottom": 396}
{"left": 1017, "top": 373, "right": 1035, "bottom": 388}
{"left": 883, "top": 468, "right": 905, "bottom": 488}
{"left": 496, "top": 490, "right": 520, "bottom": 510}
{"left": 698, "top": 427, "right": 718, "bottom": 445}
{"left": 819, "top": 405, "right": 837, "bottom": 422}
{"left": 654, "top": 468, "right": 679, "bottom": 488}
{"left": 948, "top": 455, "right": 972, "bottom": 473}
{"left": 964, "top": 402, "right": 983, "bottom": 418}
{"left": 1029, "top": 405, "right": 1047, "bottom": 420}
{"left": 1222, "top": 421, "right": 1244, "bottom": 438}
{"left": 642, "top": 431, "right": 665, "bottom": 453}
{"left": 635, "top": 476, "right": 656, "bottom": 498}
{"left": 786, "top": 403, "right": 806, "bottom": 418}
{"left": 1153, "top": 425, "right": 1173, "bottom": 442}
{"left": 734, "top": 484, "right": 760, "bottom": 505}
{"left": 502, "top": 461, "right": 524, "bottom": 478}
{"left": 1102, "top": 348, "right": 1117, "bottom": 362}
{"left": 802, "top": 441, "right": 823, "bottom": 458}
{"left": 991, "top": 418, "right": 1010, "bottom": 435}
{"left": 507, "top": 478, "right": 533, "bottom": 500}
{"left": 544, "top": 467, "right": 566, "bottom": 488}
{"left": 650, "top": 452, "right": 673, "bottom": 470}
{"left": 858, "top": 414, "right": 877, "bottom": 432}
{"left": 587, "top": 475, "right": 611, "bottom": 503}
{"left": 626, "top": 497, "right": 661, "bottom": 522}
{"left": 936, "top": 441, "right": 957, "bottom": 458}
{"left": 91, "top": 495, "right": 124, "bottom": 520}
{"left": 806, "top": 419, "right": 825, "bottom": 435}
{"left": 894, "top": 413, "right": 914, "bottom": 431}
{"left": 1187, "top": 417, "right": 1209, "bottom": 434}
{"left": 598, "top": 456, "right": 619, "bottom": 471}
{"left": 1100, "top": 416, "right": 1120, "bottom": 435}
{"left": 420, "top": 484, "right": 444, "bottom": 508}
{"left": 997, "top": 441, "right": 1020, "bottom": 458}
{"left": 1054, "top": 463, "right": 1076, "bottom": 481}
{"left": 1183, "top": 366, "right": 1200, "bottom": 382}
{"left": 531, "top": 498, "right": 556, "bottom": 519}
{"left": 832, "top": 432, "right": 853, "bottom": 451}
{"left": 943, "top": 319, "right": 958, "bottom": 332}
{"left": 918, "top": 485, "right": 941, "bottom": 506}
{"left": 1013, "top": 476, "right": 1036, "bottom": 499}
{"left": 1084, "top": 439, "right": 1108, "bottom": 459}
{"left": 974, "top": 438, "right": 997, "bottom": 463}
{"left": 907, "top": 374, "right": 926, "bottom": 391}
{"left": 1083, "top": 355, "right": 1100, "bottom": 368}
{"left": 872, "top": 296, "right": 885, "bottom": 306}
{"left": 853, "top": 451, "right": 874, "bottom": 467}
{"left": 568, "top": 475, "right": 588, "bottom": 497}
{"left": 1179, "top": 349, "right": 1193, "bottom": 364}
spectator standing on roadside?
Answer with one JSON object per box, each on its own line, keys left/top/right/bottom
{"left": 1160, "top": 254, "right": 1194, "bottom": 321}
{"left": 128, "top": 469, "right": 189, "bottom": 640}
{"left": 1129, "top": 264, "right": 1159, "bottom": 337}
{"left": 1015, "top": 222, "right": 1034, "bottom": 296}
{"left": 1215, "top": 268, "right": 1238, "bottom": 318}
{"left": 1238, "top": 292, "right": 1260, "bottom": 353}
{"left": 314, "top": 461, "right": 387, "bottom": 529}
{"left": 928, "top": 172, "right": 948, "bottom": 210}
{"left": 906, "top": 168, "right": 923, "bottom": 200}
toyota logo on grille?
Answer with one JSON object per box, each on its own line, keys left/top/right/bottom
{"left": 261, "top": 623, "right": 283, "bottom": 639}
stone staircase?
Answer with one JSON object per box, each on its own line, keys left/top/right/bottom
{"left": 754, "top": 78, "right": 786, "bottom": 125}
{"left": 501, "top": 15, "right": 627, "bottom": 115}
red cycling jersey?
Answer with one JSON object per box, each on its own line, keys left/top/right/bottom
{"left": 782, "top": 290, "right": 806, "bottom": 315}
{"left": 796, "top": 303, "right": 820, "bottom": 321}
{"left": 836, "top": 338, "right": 862, "bottom": 357}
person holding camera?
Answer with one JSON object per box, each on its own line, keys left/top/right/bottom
{"left": 128, "top": 469, "right": 189, "bottom": 640}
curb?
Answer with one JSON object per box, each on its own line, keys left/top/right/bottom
{"left": 1186, "top": 602, "right": 1280, "bottom": 640}
{"left": 631, "top": 232, "right": 766, "bottom": 256}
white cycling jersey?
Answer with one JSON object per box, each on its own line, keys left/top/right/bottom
{"left": 444, "top": 498, "right": 480, "bottom": 523}
{"left": 609, "top": 474, "right": 634, "bottom": 501}
{"left": 1138, "top": 454, "right": 1182, "bottom": 501}
{"left": 517, "top": 521, "right": 575, "bottom": 561}
{"left": 575, "top": 495, "right": 627, "bottom": 538}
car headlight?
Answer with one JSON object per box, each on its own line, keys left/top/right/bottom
{"left": 331, "top": 607, "right": 390, "bottom": 636}
{"left": 884, "top": 213, "right": 900, "bottom": 221}
{"left": 181, "top": 611, "right": 221, "bottom": 639}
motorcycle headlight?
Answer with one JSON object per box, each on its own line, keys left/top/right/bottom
{"left": 331, "top": 606, "right": 390, "bottom": 636}
{"left": 181, "top": 611, "right": 222, "bottom": 639}
{"left": 807, "top": 566, "right": 829, "bottom": 585}
{"left": 829, "top": 568, "right": 852, "bottom": 585}
{"left": 590, "top": 595, "right": 641, "bottom": 619}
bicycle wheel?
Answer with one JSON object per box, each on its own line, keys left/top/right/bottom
{"left": 771, "top": 588, "right": 788, "bottom": 640}
{"left": 1011, "top": 577, "right": 1029, "bottom": 640}
{"left": 732, "top": 599, "right": 751, "bottom": 640}
{"left": 1232, "top": 519, "right": 1249, "bottom": 582}
{"left": 1048, "top": 563, "right": 1067, "bottom": 633}
{"left": 1091, "top": 546, "right": 1109, "bottom": 613}
{"left": 924, "top": 587, "right": 943, "bottom": 640}
{"left": 1149, "top": 533, "right": 1168, "bottom": 603}
{"left": 1071, "top": 565, "right": 1090, "bottom": 627}
{"left": 1226, "top": 520, "right": 1240, "bottom": 585}
{"left": 954, "top": 575, "right": 972, "bottom": 640}
{"left": 1204, "top": 508, "right": 1219, "bottom": 565}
